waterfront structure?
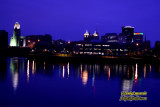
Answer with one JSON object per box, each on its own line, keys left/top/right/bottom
{"left": 72, "top": 41, "right": 129, "bottom": 56}
{"left": 0, "top": 30, "right": 8, "bottom": 49}
{"left": 122, "top": 26, "right": 134, "bottom": 43}
{"left": 10, "top": 22, "right": 25, "bottom": 47}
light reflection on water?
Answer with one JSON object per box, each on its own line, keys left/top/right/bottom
{"left": 6, "top": 57, "right": 160, "bottom": 92}
{"left": 1, "top": 57, "right": 160, "bottom": 106}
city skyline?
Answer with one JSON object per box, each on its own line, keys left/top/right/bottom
{"left": 1, "top": 0, "right": 160, "bottom": 47}
{"left": 1, "top": 1, "right": 160, "bottom": 106}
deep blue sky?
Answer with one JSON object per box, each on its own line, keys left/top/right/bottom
{"left": 0, "top": 0, "right": 160, "bottom": 47}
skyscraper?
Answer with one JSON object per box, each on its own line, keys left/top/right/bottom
{"left": 122, "top": 26, "right": 134, "bottom": 43}
{"left": 133, "top": 33, "right": 143, "bottom": 45}
{"left": 10, "top": 22, "right": 25, "bottom": 47}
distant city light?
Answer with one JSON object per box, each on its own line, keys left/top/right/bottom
{"left": 93, "top": 31, "right": 98, "bottom": 36}
{"left": 136, "top": 43, "right": 139, "bottom": 46}
{"left": 134, "top": 33, "right": 143, "bottom": 35}
{"left": 68, "top": 41, "right": 71, "bottom": 44}
{"left": 28, "top": 40, "right": 30, "bottom": 43}
{"left": 84, "top": 30, "right": 89, "bottom": 37}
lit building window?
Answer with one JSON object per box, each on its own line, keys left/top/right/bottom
{"left": 68, "top": 41, "right": 71, "bottom": 44}
{"left": 28, "top": 40, "right": 30, "bottom": 43}
{"left": 102, "top": 45, "right": 110, "bottom": 47}
{"left": 85, "top": 44, "right": 92, "bottom": 46}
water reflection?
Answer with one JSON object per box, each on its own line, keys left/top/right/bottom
{"left": 62, "top": 65, "right": 65, "bottom": 78}
{"left": 144, "top": 64, "right": 146, "bottom": 78}
{"left": 1, "top": 57, "right": 160, "bottom": 93}
{"left": 10, "top": 57, "right": 26, "bottom": 91}
{"left": 82, "top": 70, "right": 88, "bottom": 85}
{"left": 27, "top": 60, "right": 29, "bottom": 82}
{"left": 10, "top": 58, "right": 19, "bottom": 91}
{"left": 67, "top": 62, "right": 69, "bottom": 77}
{"left": 122, "top": 79, "right": 133, "bottom": 92}
{"left": 134, "top": 63, "right": 138, "bottom": 81}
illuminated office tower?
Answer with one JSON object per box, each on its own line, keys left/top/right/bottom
{"left": 84, "top": 30, "right": 90, "bottom": 41}
{"left": 10, "top": 22, "right": 25, "bottom": 47}
{"left": 92, "top": 31, "right": 99, "bottom": 40}
{"left": 122, "top": 26, "right": 134, "bottom": 43}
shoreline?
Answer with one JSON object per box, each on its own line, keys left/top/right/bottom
{"left": 26, "top": 54, "right": 159, "bottom": 64}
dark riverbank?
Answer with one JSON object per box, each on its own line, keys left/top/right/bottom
{"left": 27, "top": 54, "right": 159, "bottom": 64}
{"left": 0, "top": 47, "right": 159, "bottom": 63}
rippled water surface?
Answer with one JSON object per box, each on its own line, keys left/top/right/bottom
{"left": 0, "top": 57, "right": 160, "bottom": 107}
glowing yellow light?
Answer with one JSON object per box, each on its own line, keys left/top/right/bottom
{"left": 28, "top": 40, "right": 30, "bottom": 43}
{"left": 38, "top": 39, "right": 40, "bottom": 42}
{"left": 136, "top": 43, "right": 139, "bottom": 46}
{"left": 68, "top": 41, "right": 70, "bottom": 44}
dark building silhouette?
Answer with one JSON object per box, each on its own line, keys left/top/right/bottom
{"left": 52, "top": 39, "right": 66, "bottom": 53}
{"left": 26, "top": 34, "right": 52, "bottom": 49}
{"left": 122, "top": 26, "right": 134, "bottom": 43}
{"left": 145, "top": 40, "right": 151, "bottom": 50}
{"left": 133, "top": 33, "right": 143, "bottom": 44}
{"left": 155, "top": 41, "right": 160, "bottom": 49}
{"left": 0, "top": 30, "right": 8, "bottom": 49}
{"left": 154, "top": 41, "right": 160, "bottom": 56}
{"left": 101, "top": 33, "right": 118, "bottom": 43}
{"left": 118, "top": 33, "right": 126, "bottom": 44}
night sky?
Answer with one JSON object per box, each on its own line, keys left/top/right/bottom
{"left": 0, "top": 0, "right": 160, "bottom": 47}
